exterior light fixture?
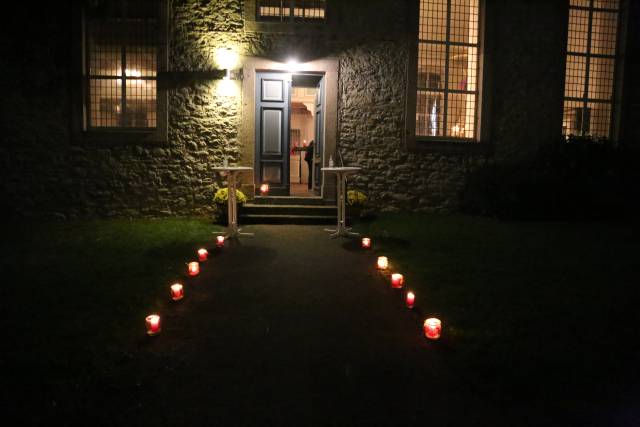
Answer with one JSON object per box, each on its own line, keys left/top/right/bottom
{"left": 215, "top": 47, "right": 240, "bottom": 80}
{"left": 286, "top": 58, "right": 299, "bottom": 72}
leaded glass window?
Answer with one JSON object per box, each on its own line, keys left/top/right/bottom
{"left": 416, "top": 0, "right": 480, "bottom": 140}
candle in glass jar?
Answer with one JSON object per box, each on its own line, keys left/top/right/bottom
{"left": 170, "top": 283, "right": 184, "bottom": 301}
{"left": 198, "top": 248, "right": 208, "bottom": 262}
{"left": 187, "top": 262, "right": 200, "bottom": 276}
{"left": 216, "top": 235, "right": 225, "bottom": 248}
{"left": 377, "top": 256, "right": 388, "bottom": 270}
{"left": 423, "top": 318, "right": 442, "bottom": 340}
{"left": 406, "top": 291, "right": 415, "bottom": 309}
{"left": 361, "top": 237, "right": 371, "bottom": 249}
{"left": 146, "top": 314, "right": 161, "bottom": 336}
{"left": 391, "top": 273, "right": 404, "bottom": 288}
{"left": 260, "top": 183, "right": 269, "bottom": 195}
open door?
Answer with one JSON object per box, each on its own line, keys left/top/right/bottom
{"left": 255, "top": 72, "right": 290, "bottom": 196}
{"left": 313, "top": 76, "right": 324, "bottom": 193}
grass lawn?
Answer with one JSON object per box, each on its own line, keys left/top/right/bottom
{"left": 356, "top": 214, "right": 640, "bottom": 420}
{"left": 1, "top": 218, "right": 224, "bottom": 422}
{"left": 2, "top": 215, "right": 639, "bottom": 424}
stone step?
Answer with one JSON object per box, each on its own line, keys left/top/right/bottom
{"left": 240, "top": 214, "right": 336, "bottom": 225}
{"left": 242, "top": 203, "right": 337, "bottom": 216}
{"left": 252, "top": 196, "right": 328, "bottom": 206}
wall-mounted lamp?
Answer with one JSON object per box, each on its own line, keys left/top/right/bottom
{"left": 216, "top": 47, "right": 240, "bottom": 80}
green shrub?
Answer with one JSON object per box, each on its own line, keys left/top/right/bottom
{"left": 462, "top": 136, "right": 640, "bottom": 220}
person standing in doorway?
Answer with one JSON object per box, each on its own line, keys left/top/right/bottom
{"left": 304, "top": 140, "right": 314, "bottom": 190}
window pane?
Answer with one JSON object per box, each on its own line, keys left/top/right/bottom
{"left": 563, "top": 2, "right": 619, "bottom": 138}
{"left": 258, "top": 0, "right": 284, "bottom": 18}
{"left": 567, "top": 8, "right": 589, "bottom": 54}
{"left": 418, "top": 43, "right": 445, "bottom": 89}
{"left": 416, "top": 0, "right": 480, "bottom": 140}
{"left": 88, "top": 44, "right": 121, "bottom": 76}
{"left": 90, "top": 79, "right": 121, "bottom": 127}
{"left": 419, "top": 0, "right": 447, "bottom": 41}
{"left": 587, "top": 102, "right": 611, "bottom": 137}
{"left": 564, "top": 55, "right": 586, "bottom": 98}
{"left": 588, "top": 57, "right": 615, "bottom": 100}
{"left": 294, "top": 0, "right": 325, "bottom": 19}
{"left": 416, "top": 91, "right": 444, "bottom": 137}
{"left": 563, "top": 100, "right": 585, "bottom": 136}
{"left": 570, "top": 0, "right": 590, "bottom": 7}
{"left": 447, "top": 93, "right": 476, "bottom": 138}
{"left": 591, "top": 11, "right": 618, "bottom": 55}
{"left": 126, "top": 45, "right": 157, "bottom": 77}
{"left": 450, "top": 0, "right": 479, "bottom": 44}
{"left": 448, "top": 46, "right": 477, "bottom": 92}
{"left": 593, "top": 0, "right": 619, "bottom": 9}
{"left": 125, "top": 79, "right": 156, "bottom": 128}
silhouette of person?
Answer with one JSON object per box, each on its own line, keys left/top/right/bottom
{"left": 304, "top": 140, "right": 314, "bottom": 190}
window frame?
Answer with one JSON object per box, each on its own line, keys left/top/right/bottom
{"left": 72, "top": 0, "right": 168, "bottom": 144}
{"left": 255, "top": 0, "right": 326, "bottom": 22}
{"left": 562, "top": 0, "right": 627, "bottom": 141}
{"left": 244, "top": 0, "right": 327, "bottom": 34}
{"left": 406, "top": 0, "right": 491, "bottom": 152}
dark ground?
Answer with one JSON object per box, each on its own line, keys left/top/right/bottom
{"left": 3, "top": 222, "right": 639, "bottom": 426}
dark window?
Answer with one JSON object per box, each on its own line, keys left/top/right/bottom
{"left": 257, "top": 0, "right": 326, "bottom": 21}
{"left": 85, "top": 0, "right": 159, "bottom": 129}
{"left": 563, "top": 0, "right": 621, "bottom": 138}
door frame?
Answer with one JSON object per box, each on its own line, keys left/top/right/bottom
{"left": 240, "top": 56, "right": 338, "bottom": 202}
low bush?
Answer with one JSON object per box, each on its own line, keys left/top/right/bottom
{"left": 462, "top": 136, "right": 640, "bottom": 220}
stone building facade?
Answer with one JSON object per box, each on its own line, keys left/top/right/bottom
{"left": 0, "top": 0, "right": 637, "bottom": 218}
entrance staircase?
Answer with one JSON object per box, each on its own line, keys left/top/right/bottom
{"left": 240, "top": 196, "right": 337, "bottom": 224}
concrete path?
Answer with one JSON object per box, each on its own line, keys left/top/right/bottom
{"left": 111, "top": 225, "right": 498, "bottom": 425}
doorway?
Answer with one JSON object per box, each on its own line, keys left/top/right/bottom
{"left": 255, "top": 71, "right": 324, "bottom": 197}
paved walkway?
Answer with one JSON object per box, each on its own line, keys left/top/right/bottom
{"left": 110, "top": 225, "right": 497, "bottom": 425}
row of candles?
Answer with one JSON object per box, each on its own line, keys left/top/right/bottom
{"left": 147, "top": 233, "right": 442, "bottom": 339}
{"left": 362, "top": 237, "right": 442, "bottom": 340}
{"left": 145, "top": 234, "right": 227, "bottom": 336}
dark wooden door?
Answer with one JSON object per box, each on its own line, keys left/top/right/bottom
{"left": 255, "top": 72, "right": 290, "bottom": 196}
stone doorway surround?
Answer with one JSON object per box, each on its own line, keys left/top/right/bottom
{"left": 239, "top": 56, "right": 339, "bottom": 203}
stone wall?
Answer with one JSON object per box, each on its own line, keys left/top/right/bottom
{"left": 0, "top": 0, "right": 634, "bottom": 219}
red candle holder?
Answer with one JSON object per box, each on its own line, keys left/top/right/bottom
{"left": 260, "top": 183, "right": 269, "bottom": 195}
{"left": 187, "top": 262, "right": 200, "bottom": 276}
{"left": 146, "top": 314, "right": 161, "bottom": 336}
{"left": 198, "top": 248, "right": 208, "bottom": 262}
{"left": 391, "top": 273, "right": 404, "bottom": 288}
{"left": 216, "top": 235, "right": 225, "bottom": 248}
{"left": 361, "top": 237, "right": 371, "bottom": 249}
{"left": 423, "top": 318, "right": 442, "bottom": 340}
{"left": 377, "top": 256, "right": 388, "bottom": 270}
{"left": 170, "top": 283, "right": 184, "bottom": 301}
{"left": 405, "top": 291, "right": 415, "bottom": 309}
